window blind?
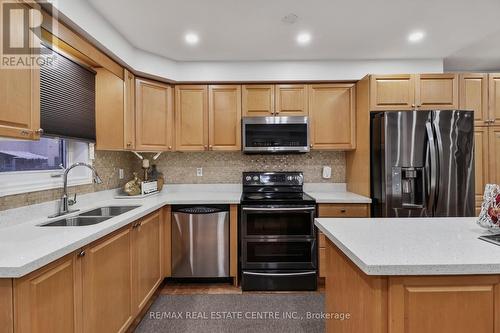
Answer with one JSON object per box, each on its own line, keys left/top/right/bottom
{"left": 40, "top": 47, "right": 96, "bottom": 141}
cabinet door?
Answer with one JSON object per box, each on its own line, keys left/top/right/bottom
{"left": 14, "top": 254, "right": 81, "bottom": 333}
{"left": 489, "top": 127, "right": 500, "bottom": 184}
{"left": 95, "top": 68, "right": 125, "bottom": 150}
{"left": 175, "top": 85, "right": 208, "bottom": 151}
{"left": 369, "top": 74, "right": 415, "bottom": 110}
{"left": 389, "top": 275, "right": 500, "bottom": 333}
{"left": 208, "top": 85, "right": 241, "bottom": 151}
{"left": 132, "top": 211, "right": 163, "bottom": 313}
{"left": 309, "top": 84, "right": 356, "bottom": 150}
{"left": 135, "top": 79, "right": 173, "bottom": 151}
{"left": 242, "top": 85, "right": 275, "bottom": 116}
{"left": 416, "top": 74, "right": 459, "bottom": 110}
{"left": 124, "top": 69, "right": 136, "bottom": 150}
{"left": 0, "top": 1, "right": 40, "bottom": 140}
{"left": 459, "top": 74, "right": 489, "bottom": 126}
{"left": 82, "top": 228, "right": 133, "bottom": 333}
{"left": 474, "top": 127, "right": 489, "bottom": 209}
{"left": 489, "top": 74, "right": 500, "bottom": 125}
{"left": 275, "top": 84, "right": 308, "bottom": 116}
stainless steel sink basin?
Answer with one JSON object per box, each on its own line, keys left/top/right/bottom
{"left": 41, "top": 216, "right": 112, "bottom": 227}
{"left": 78, "top": 206, "right": 140, "bottom": 217}
{"left": 39, "top": 205, "right": 141, "bottom": 227}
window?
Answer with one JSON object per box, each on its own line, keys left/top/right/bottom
{"left": 0, "top": 137, "right": 93, "bottom": 197}
{"left": 0, "top": 137, "right": 65, "bottom": 172}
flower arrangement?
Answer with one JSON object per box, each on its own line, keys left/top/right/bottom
{"left": 478, "top": 184, "right": 500, "bottom": 231}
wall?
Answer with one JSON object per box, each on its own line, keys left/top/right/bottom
{"left": 133, "top": 151, "right": 345, "bottom": 184}
{"left": 0, "top": 151, "right": 135, "bottom": 211}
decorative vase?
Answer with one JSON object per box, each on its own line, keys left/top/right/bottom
{"left": 124, "top": 172, "right": 142, "bottom": 196}
{"left": 477, "top": 184, "right": 500, "bottom": 232}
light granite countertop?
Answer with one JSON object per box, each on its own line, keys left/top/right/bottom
{"left": 315, "top": 217, "right": 500, "bottom": 276}
{"left": 0, "top": 183, "right": 370, "bottom": 278}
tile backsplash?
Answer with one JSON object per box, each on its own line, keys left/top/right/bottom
{"left": 133, "top": 151, "right": 345, "bottom": 184}
{"left": 0, "top": 150, "right": 346, "bottom": 211}
{"left": 0, "top": 151, "right": 135, "bottom": 211}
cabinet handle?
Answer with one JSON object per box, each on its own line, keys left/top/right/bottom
{"left": 204, "top": 145, "right": 208, "bottom": 150}
{"left": 78, "top": 250, "right": 86, "bottom": 257}
{"left": 310, "top": 144, "right": 313, "bottom": 148}
{"left": 168, "top": 146, "right": 172, "bottom": 150}
{"left": 411, "top": 104, "right": 416, "bottom": 108}
{"left": 20, "top": 130, "right": 30, "bottom": 136}
{"left": 340, "top": 209, "right": 347, "bottom": 213}
{"left": 126, "top": 142, "right": 132, "bottom": 147}
{"left": 209, "top": 145, "right": 213, "bottom": 150}
{"left": 36, "top": 128, "right": 44, "bottom": 135}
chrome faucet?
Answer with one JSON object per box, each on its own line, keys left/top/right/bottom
{"left": 49, "top": 162, "right": 103, "bottom": 218}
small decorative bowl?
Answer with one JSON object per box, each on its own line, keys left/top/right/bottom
{"left": 477, "top": 184, "right": 500, "bottom": 232}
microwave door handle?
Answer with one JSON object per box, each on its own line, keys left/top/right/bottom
{"left": 425, "top": 122, "right": 437, "bottom": 214}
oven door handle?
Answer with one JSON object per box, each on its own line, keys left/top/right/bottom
{"left": 242, "top": 207, "right": 316, "bottom": 211}
{"left": 243, "top": 271, "right": 316, "bottom": 277}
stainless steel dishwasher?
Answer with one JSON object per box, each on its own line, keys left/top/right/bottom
{"left": 171, "top": 205, "right": 230, "bottom": 278}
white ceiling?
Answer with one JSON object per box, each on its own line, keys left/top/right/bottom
{"left": 85, "top": 0, "right": 500, "bottom": 69}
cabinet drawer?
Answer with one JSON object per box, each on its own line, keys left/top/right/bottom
{"left": 319, "top": 247, "right": 326, "bottom": 278}
{"left": 318, "top": 232, "right": 326, "bottom": 248}
{"left": 318, "top": 204, "right": 369, "bottom": 218}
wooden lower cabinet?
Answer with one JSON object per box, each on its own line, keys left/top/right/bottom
{"left": 132, "top": 211, "right": 163, "bottom": 312}
{"left": 325, "top": 240, "right": 500, "bottom": 333}
{"left": 13, "top": 255, "right": 81, "bottom": 333}
{"left": 317, "top": 203, "right": 369, "bottom": 278}
{"left": 489, "top": 127, "right": 500, "bottom": 184}
{"left": 82, "top": 228, "right": 133, "bottom": 333}
{"left": 2, "top": 208, "right": 168, "bottom": 333}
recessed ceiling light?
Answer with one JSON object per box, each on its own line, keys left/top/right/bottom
{"left": 185, "top": 33, "right": 199, "bottom": 45}
{"left": 297, "top": 32, "right": 311, "bottom": 45}
{"left": 408, "top": 31, "right": 425, "bottom": 43}
{"left": 282, "top": 13, "right": 298, "bottom": 24}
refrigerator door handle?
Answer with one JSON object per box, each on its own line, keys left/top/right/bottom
{"left": 425, "top": 122, "right": 438, "bottom": 214}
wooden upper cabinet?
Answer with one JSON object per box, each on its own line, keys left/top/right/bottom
{"left": 275, "top": 84, "right": 308, "bottom": 116}
{"left": 474, "top": 127, "right": 489, "bottom": 206}
{"left": 175, "top": 85, "right": 208, "bottom": 151}
{"left": 309, "top": 84, "right": 356, "bottom": 150}
{"left": 489, "top": 127, "right": 500, "bottom": 185}
{"left": 95, "top": 68, "right": 125, "bottom": 150}
{"left": 82, "top": 228, "right": 133, "bottom": 333}
{"left": 369, "top": 74, "right": 415, "bottom": 110}
{"left": 242, "top": 85, "right": 275, "bottom": 116}
{"left": 208, "top": 85, "right": 242, "bottom": 151}
{"left": 135, "top": 78, "right": 174, "bottom": 151}
{"left": 489, "top": 74, "right": 500, "bottom": 125}
{"left": 0, "top": 1, "right": 40, "bottom": 140}
{"left": 416, "top": 73, "right": 459, "bottom": 110}
{"left": 13, "top": 254, "right": 81, "bottom": 333}
{"left": 123, "top": 69, "right": 136, "bottom": 150}
{"left": 132, "top": 211, "right": 163, "bottom": 313}
{"left": 459, "top": 73, "right": 489, "bottom": 126}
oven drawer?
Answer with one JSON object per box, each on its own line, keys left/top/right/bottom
{"left": 241, "top": 270, "right": 317, "bottom": 291}
{"left": 241, "top": 206, "right": 316, "bottom": 238}
{"left": 241, "top": 239, "right": 317, "bottom": 270}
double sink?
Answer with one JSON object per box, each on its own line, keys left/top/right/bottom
{"left": 40, "top": 206, "right": 141, "bottom": 227}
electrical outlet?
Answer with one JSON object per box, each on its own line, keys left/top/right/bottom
{"left": 88, "top": 143, "right": 95, "bottom": 160}
{"left": 196, "top": 168, "right": 203, "bottom": 177}
{"left": 322, "top": 166, "right": 332, "bottom": 179}
{"left": 119, "top": 169, "right": 124, "bottom": 179}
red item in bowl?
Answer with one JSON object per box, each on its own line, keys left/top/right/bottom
{"left": 489, "top": 207, "right": 500, "bottom": 224}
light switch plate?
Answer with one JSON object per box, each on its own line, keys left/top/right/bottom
{"left": 88, "top": 143, "right": 95, "bottom": 160}
{"left": 322, "top": 166, "right": 332, "bottom": 179}
{"left": 119, "top": 169, "right": 124, "bottom": 179}
{"left": 196, "top": 168, "right": 203, "bottom": 177}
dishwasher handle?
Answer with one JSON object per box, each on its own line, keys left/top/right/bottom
{"left": 172, "top": 204, "right": 229, "bottom": 214}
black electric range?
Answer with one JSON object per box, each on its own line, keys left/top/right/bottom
{"left": 239, "top": 171, "right": 317, "bottom": 291}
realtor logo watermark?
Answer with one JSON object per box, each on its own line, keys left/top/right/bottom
{"left": 1, "top": 0, "right": 57, "bottom": 69}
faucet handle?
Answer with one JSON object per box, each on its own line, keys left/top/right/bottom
{"left": 68, "top": 193, "right": 77, "bottom": 206}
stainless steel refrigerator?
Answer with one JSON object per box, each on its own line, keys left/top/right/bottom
{"left": 371, "top": 110, "right": 475, "bottom": 217}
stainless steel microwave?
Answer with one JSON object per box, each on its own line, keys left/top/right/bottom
{"left": 242, "top": 116, "right": 309, "bottom": 153}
